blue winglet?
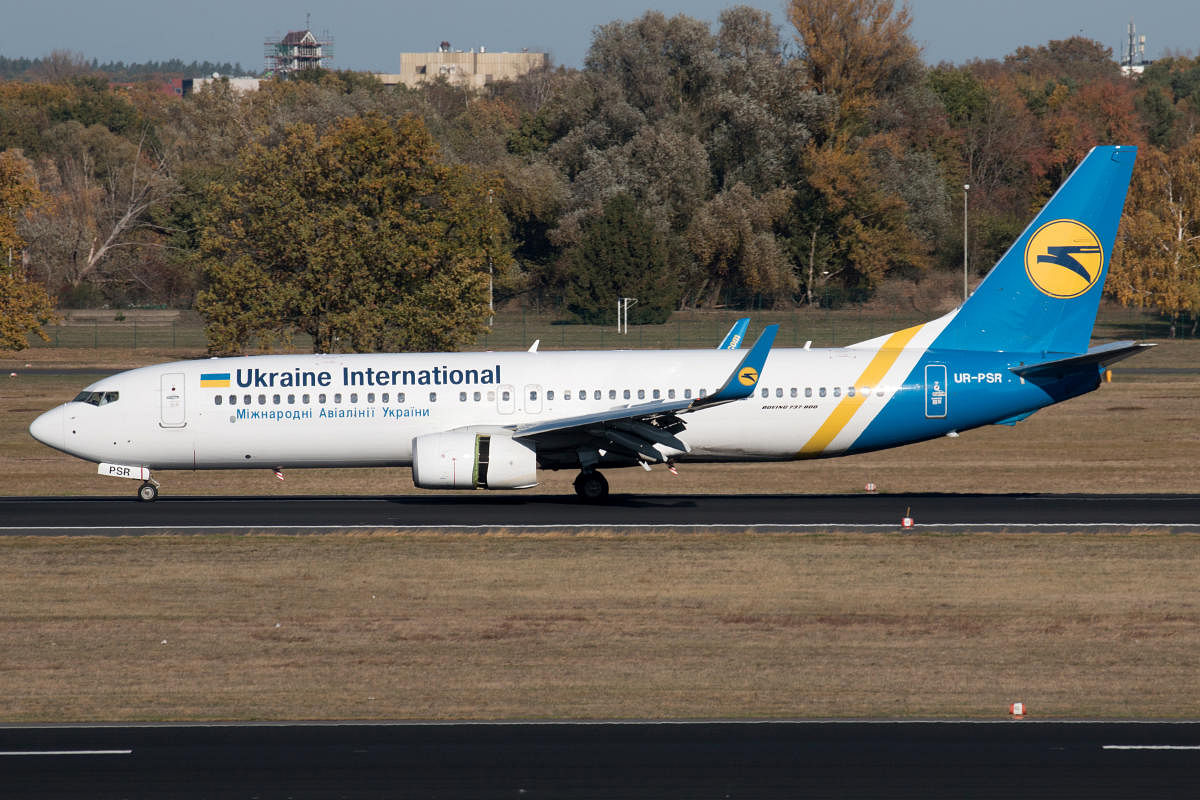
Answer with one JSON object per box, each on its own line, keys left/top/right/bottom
{"left": 699, "top": 324, "right": 778, "bottom": 406}
{"left": 717, "top": 318, "right": 750, "bottom": 350}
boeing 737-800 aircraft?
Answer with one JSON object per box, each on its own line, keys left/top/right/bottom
{"left": 31, "top": 146, "right": 1149, "bottom": 501}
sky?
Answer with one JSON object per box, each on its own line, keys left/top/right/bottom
{"left": 1, "top": 1, "right": 1196, "bottom": 73}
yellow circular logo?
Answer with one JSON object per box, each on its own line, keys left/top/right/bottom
{"left": 1024, "top": 219, "right": 1104, "bottom": 299}
{"left": 738, "top": 367, "right": 759, "bottom": 386}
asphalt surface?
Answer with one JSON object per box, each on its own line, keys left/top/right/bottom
{"left": 2, "top": 721, "right": 1197, "bottom": 799}
{"left": 2, "top": 493, "right": 1199, "bottom": 533}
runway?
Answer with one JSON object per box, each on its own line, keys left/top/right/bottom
{"left": 2, "top": 493, "right": 1199, "bottom": 534}
{"left": 2, "top": 721, "right": 1197, "bottom": 798}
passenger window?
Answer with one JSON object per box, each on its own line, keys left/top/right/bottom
{"left": 350, "top": 393, "right": 358, "bottom": 404}
{"left": 653, "top": 389, "right": 660, "bottom": 399}
{"left": 594, "top": 390, "right": 601, "bottom": 400}
{"left": 258, "top": 394, "right": 267, "bottom": 405}
{"left": 303, "top": 394, "right": 311, "bottom": 404}
{"left": 791, "top": 388, "right": 798, "bottom": 398}
{"left": 334, "top": 393, "right": 342, "bottom": 404}
{"left": 833, "top": 387, "right": 841, "bottom": 398}
{"left": 381, "top": 393, "right": 389, "bottom": 403}
{"left": 243, "top": 395, "right": 251, "bottom": 406}
{"left": 473, "top": 391, "right": 481, "bottom": 401}
{"left": 288, "top": 394, "right": 296, "bottom": 404}
{"left": 398, "top": 393, "right": 405, "bottom": 403}
{"left": 459, "top": 392, "right": 467, "bottom": 402}
{"left": 367, "top": 392, "right": 375, "bottom": 403}
{"left": 564, "top": 391, "right": 572, "bottom": 400}
{"left": 776, "top": 388, "right": 783, "bottom": 398}
{"left": 272, "top": 394, "right": 281, "bottom": 405}
{"left": 761, "top": 388, "right": 768, "bottom": 398}
{"left": 229, "top": 395, "right": 237, "bottom": 406}
{"left": 699, "top": 388, "right": 707, "bottom": 397}
{"left": 637, "top": 389, "right": 645, "bottom": 399}
{"left": 214, "top": 395, "right": 223, "bottom": 406}
{"left": 668, "top": 389, "right": 676, "bottom": 399}
{"left": 487, "top": 391, "right": 494, "bottom": 402}
{"left": 876, "top": 388, "right": 885, "bottom": 397}
{"left": 579, "top": 390, "right": 586, "bottom": 401}
{"left": 624, "top": 389, "right": 631, "bottom": 399}
{"left": 502, "top": 391, "right": 510, "bottom": 401}
{"left": 548, "top": 390, "right": 556, "bottom": 401}
{"left": 429, "top": 392, "right": 437, "bottom": 402}
{"left": 819, "top": 388, "right": 826, "bottom": 398}
{"left": 609, "top": 389, "right": 617, "bottom": 400}
{"left": 684, "top": 389, "right": 692, "bottom": 399}
{"left": 318, "top": 393, "right": 327, "bottom": 404}
{"left": 805, "top": 387, "right": 812, "bottom": 398}
{"left": 529, "top": 390, "right": 538, "bottom": 401}
{"left": 848, "top": 387, "right": 855, "bottom": 398}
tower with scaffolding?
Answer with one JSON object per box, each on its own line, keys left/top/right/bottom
{"left": 265, "top": 17, "right": 333, "bottom": 77}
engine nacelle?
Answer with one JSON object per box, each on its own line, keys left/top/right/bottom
{"left": 411, "top": 430, "right": 538, "bottom": 490}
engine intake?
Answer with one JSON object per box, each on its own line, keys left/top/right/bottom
{"left": 411, "top": 430, "right": 538, "bottom": 490}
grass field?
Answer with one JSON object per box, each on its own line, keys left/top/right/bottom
{"left": 1, "top": 531, "right": 1196, "bottom": 722}
{"left": 1, "top": 307, "right": 1197, "bottom": 722}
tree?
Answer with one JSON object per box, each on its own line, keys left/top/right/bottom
{"left": 788, "top": 0, "right": 922, "bottom": 125}
{"left": 563, "top": 193, "right": 677, "bottom": 324}
{"left": 0, "top": 150, "right": 56, "bottom": 351}
{"left": 1109, "top": 140, "right": 1200, "bottom": 337}
{"left": 196, "top": 114, "right": 514, "bottom": 353}
{"left": 684, "top": 183, "right": 795, "bottom": 307}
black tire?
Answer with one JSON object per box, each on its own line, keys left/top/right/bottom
{"left": 573, "top": 471, "right": 609, "bottom": 501}
{"left": 138, "top": 482, "right": 158, "bottom": 502}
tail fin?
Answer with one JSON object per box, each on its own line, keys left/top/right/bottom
{"left": 934, "top": 145, "right": 1136, "bottom": 355}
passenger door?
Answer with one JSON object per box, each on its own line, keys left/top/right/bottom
{"left": 160, "top": 372, "right": 187, "bottom": 428}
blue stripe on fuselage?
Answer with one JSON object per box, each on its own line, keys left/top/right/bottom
{"left": 846, "top": 350, "right": 1101, "bottom": 455}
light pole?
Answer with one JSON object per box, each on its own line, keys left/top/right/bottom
{"left": 963, "top": 184, "right": 970, "bottom": 302}
{"left": 487, "top": 188, "right": 494, "bottom": 327}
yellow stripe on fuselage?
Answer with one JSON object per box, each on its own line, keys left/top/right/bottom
{"left": 798, "top": 324, "right": 925, "bottom": 456}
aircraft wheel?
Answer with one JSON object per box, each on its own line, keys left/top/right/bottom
{"left": 138, "top": 481, "right": 159, "bottom": 502}
{"left": 573, "top": 470, "right": 609, "bottom": 502}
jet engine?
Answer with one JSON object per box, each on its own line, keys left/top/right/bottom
{"left": 411, "top": 430, "right": 538, "bottom": 490}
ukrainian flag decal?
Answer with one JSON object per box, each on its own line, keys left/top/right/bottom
{"left": 200, "top": 372, "right": 231, "bottom": 388}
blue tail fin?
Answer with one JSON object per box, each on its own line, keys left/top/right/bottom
{"left": 933, "top": 145, "right": 1136, "bottom": 355}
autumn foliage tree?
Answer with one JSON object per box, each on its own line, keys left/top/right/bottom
{"left": 196, "top": 114, "right": 514, "bottom": 353}
{"left": 1109, "top": 139, "right": 1200, "bottom": 337}
{"left": 0, "top": 149, "right": 56, "bottom": 350}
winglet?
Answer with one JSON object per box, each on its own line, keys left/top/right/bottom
{"left": 717, "top": 318, "right": 750, "bottom": 350}
{"left": 696, "top": 324, "right": 777, "bottom": 407}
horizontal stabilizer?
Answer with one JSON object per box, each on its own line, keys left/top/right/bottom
{"left": 1009, "top": 341, "right": 1155, "bottom": 378}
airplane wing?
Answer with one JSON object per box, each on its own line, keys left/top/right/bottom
{"left": 717, "top": 318, "right": 749, "bottom": 349}
{"left": 512, "top": 325, "right": 778, "bottom": 466}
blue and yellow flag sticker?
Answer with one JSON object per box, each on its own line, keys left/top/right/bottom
{"left": 1024, "top": 219, "right": 1103, "bottom": 299}
{"left": 200, "top": 372, "right": 231, "bottom": 388}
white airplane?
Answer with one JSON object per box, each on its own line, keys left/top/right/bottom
{"left": 31, "top": 146, "right": 1149, "bottom": 501}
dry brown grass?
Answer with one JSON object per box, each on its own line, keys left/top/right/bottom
{"left": 0, "top": 531, "right": 1196, "bottom": 722}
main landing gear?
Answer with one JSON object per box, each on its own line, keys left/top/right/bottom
{"left": 573, "top": 470, "right": 609, "bottom": 501}
{"left": 137, "top": 479, "right": 159, "bottom": 502}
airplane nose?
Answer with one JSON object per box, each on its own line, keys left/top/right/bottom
{"left": 29, "top": 406, "right": 64, "bottom": 450}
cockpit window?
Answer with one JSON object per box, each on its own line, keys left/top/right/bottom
{"left": 72, "top": 391, "right": 119, "bottom": 406}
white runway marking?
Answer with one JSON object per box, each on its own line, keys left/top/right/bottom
{"left": 0, "top": 750, "right": 132, "bottom": 756}
{"left": 0, "top": 523, "right": 1194, "bottom": 532}
{"left": 1103, "top": 745, "right": 1200, "bottom": 750}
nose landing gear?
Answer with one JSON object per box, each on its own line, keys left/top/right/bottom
{"left": 573, "top": 470, "right": 609, "bottom": 501}
{"left": 137, "top": 479, "right": 160, "bottom": 502}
